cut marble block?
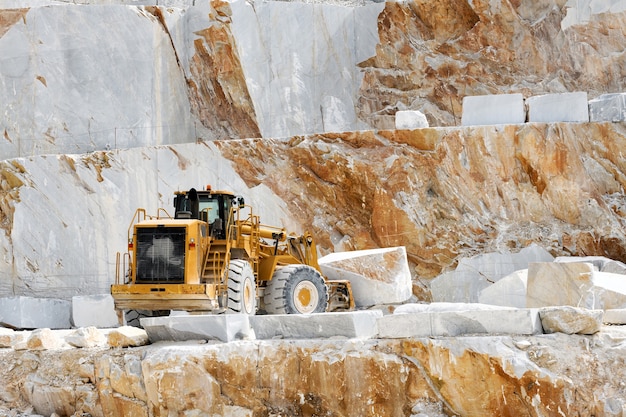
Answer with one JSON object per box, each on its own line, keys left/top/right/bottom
{"left": 478, "top": 269, "right": 528, "bottom": 308}
{"left": 72, "top": 294, "right": 119, "bottom": 328}
{"left": 589, "top": 93, "right": 626, "bottom": 122}
{"left": 527, "top": 262, "right": 626, "bottom": 309}
{"left": 141, "top": 314, "right": 254, "bottom": 343}
{"left": 526, "top": 92, "right": 589, "bottom": 123}
{"left": 0, "top": 297, "right": 71, "bottom": 329}
{"left": 461, "top": 94, "right": 525, "bottom": 126}
{"left": 378, "top": 304, "right": 542, "bottom": 338}
{"left": 249, "top": 310, "right": 381, "bottom": 340}
{"left": 603, "top": 309, "right": 626, "bottom": 324}
{"left": 431, "top": 244, "right": 553, "bottom": 303}
{"left": 319, "top": 247, "right": 412, "bottom": 308}
{"left": 527, "top": 262, "right": 595, "bottom": 308}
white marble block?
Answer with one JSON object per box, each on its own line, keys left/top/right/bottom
{"left": 141, "top": 314, "right": 255, "bottom": 343}
{"left": 527, "top": 262, "right": 595, "bottom": 308}
{"left": 250, "top": 311, "right": 381, "bottom": 340}
{"left": 377, "top": 303, "right": 542, "bottom": 338}
{"left": 589, "top": 93, "right": 626, "bottom": 122}
{"left": 431, "top": 244, "right": 553, "bottom": 303}
{"left": 526, "top": 92, "right": 589, "bottom": 123}
{"left": 526, "top": 262, "right": 626, "bottom": 309}
{"left": 478, "top": 269, "right": 528, "bottom": 308}
{"left": 0, "top": 297, "right": 71, "bottom": 329}
{"left": 461, "top": 93, "right": 526, "bottom": 126}
{"left": 319, "top": 247, "right": 412, "bottom": 308}
{"left": 395, "top": 110, "right": 429, "bottom": 129}
{"left": 72, "top": 294, "right": 120, "bottom": 328}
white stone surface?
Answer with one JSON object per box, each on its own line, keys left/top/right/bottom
{"left": 142, "top": 314, "right": 255, "bottom": 343}
{"left": 431, "top": 244, "right": 553, "bottom": 303}
{"left": 107, "top": 325, "right": 150, "bottom": 347}
{"left": 528, "top": 262, "right": 626, "bottom": 309}
{"left": 319, "top": 247, "right": 412, "bottom": 308}
{"left": 0, "top": 297, "right": 71, "bottom": 329}
{"left": 395, "top": 111, "right": 429, "bottom": 129}
{"left": 229, "top": 0, "right": 384, "bottom": 137}
{"left": 72, "top": 294, "right": 119, "bottom": 328}
{"left": 0, "top": 5, "right": 194, "bottom": 159}
{"left": 26, "top": 328, "right": 62, "bottom": 350}
{"left": 249, "top": 311, "right": 381, "bottom": 340}
{"left": 539, "top": 306, "right": 603, "bottom": 335}
{"left": 478, "top": 269, "right": 528, "bottom": 308}
{"left": 589, "top": 93, "right": 626, "bottom": 122}
{"left": 603, "top": 309, "right": 626, "bottom": 324}
{"left": 527, "top": 262, "right": 595, "bottom": 308}
{"left": 526, "top": 92, "right": 589, "bottom": 123}
{"left": 562, "top": 0, "right": 626, "bottom": 29}
{"left": 588, "top": 271, "right": 626, "bottom": 309}
{"left": 0, "top": 1, "right": 383, "bottom": 154}
{"left": 378, "top": 305, "right": 542, "bottom": 338}
{"left": 461, "top": 94, "right": 526, "bottom": 126}
{"left": 1, "top": 143, "right": 298, "bottom": 300}
{"left": 555, "top": 255, "right": 626, "bottom": 274}
{"left": 65, "top": 326, "right": 107, "bottom": 348}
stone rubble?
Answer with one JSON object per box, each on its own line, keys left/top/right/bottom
{"left": 539, "top": 306, "right": 603, "bottom": 335}
{"left": 107, "top": 326, "right": 150, "bottom": 348}
{"left": 395, "top": 110, "right": 430, "bottom": 129}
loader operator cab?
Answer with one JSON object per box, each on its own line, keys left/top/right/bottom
{"left": 173, "top": 187, "right": 243, "bottom": 240}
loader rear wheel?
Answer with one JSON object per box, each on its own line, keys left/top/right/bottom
{"left": 264, "top": 264, "right": 329, "bottom": 314}
{"left": 227, "top": 259, "right": 257, "bottom": 314}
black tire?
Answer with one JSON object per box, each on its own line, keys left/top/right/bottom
{"left": 264, "top": 264, "right": 329, "bottom": 314}
{"left": 124, "top": 309, "right": 169, "bottom": 328}
{"left": 227, "top": 259, "right": 257, "bottom": 314}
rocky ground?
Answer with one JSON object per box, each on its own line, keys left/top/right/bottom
{"left": 2, "top": 322, "right": 626, "bottom": 416}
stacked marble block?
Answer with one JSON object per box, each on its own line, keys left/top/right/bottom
{"left": 460, "top": 91, "right": 626, "bottom": 125}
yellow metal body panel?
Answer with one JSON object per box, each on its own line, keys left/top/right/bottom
{"left": 130, "top": 219, "right": 209, "bottom": 285}
{"left": 111, "top": 283, "right": 219, "bottom": 311}
{"left": 257, "top": 254, "right": 301, "bottom": 282}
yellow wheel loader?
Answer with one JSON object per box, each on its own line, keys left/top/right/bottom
{"left": 111, "top": 186, "right": 354, "bottom": 316}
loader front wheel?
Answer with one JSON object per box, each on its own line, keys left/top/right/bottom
{"left": 264, "top": 264, "right": 329, "bottom": 314}
{"left": 227, "top": 259, "right": 257, "bottom": 314}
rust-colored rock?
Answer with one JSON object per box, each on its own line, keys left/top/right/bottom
{"left": 357, "top": 0, "right": 626, "bottom": 128}
{"left": 1, "top": 335, "right": 625, "bottom": 416}
{"left": 185, "top": 0, "right": 261, "bottom": 140}
{"left": 217, "top": 123, "right": 626, "bottom": 291}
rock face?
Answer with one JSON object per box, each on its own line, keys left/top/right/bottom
{"left": 2, "top": 0, "right": 626, "bottom": 415}
{"left": 2, "top": 334, "right": 626, "bottom": 416}
{"left": 1, "top": 123, "right": 626, "bottom": 300}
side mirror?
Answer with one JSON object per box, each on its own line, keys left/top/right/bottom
{"left": 236, "top": 196, "right": 245, "bottom": 207}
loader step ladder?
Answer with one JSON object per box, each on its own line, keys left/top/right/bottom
{"left": 201, "top": 240, "right": 230, "bottom": 283}
{"left": 249, "top": 215, "right": 261, "bottom": 279}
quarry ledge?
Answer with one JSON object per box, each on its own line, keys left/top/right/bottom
{"left": 2, "top": 328, "right": 626, "bottom": 417}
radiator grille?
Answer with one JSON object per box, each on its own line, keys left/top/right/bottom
{"left": 135, "top": 227, "right": 186, "bottom": 283}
